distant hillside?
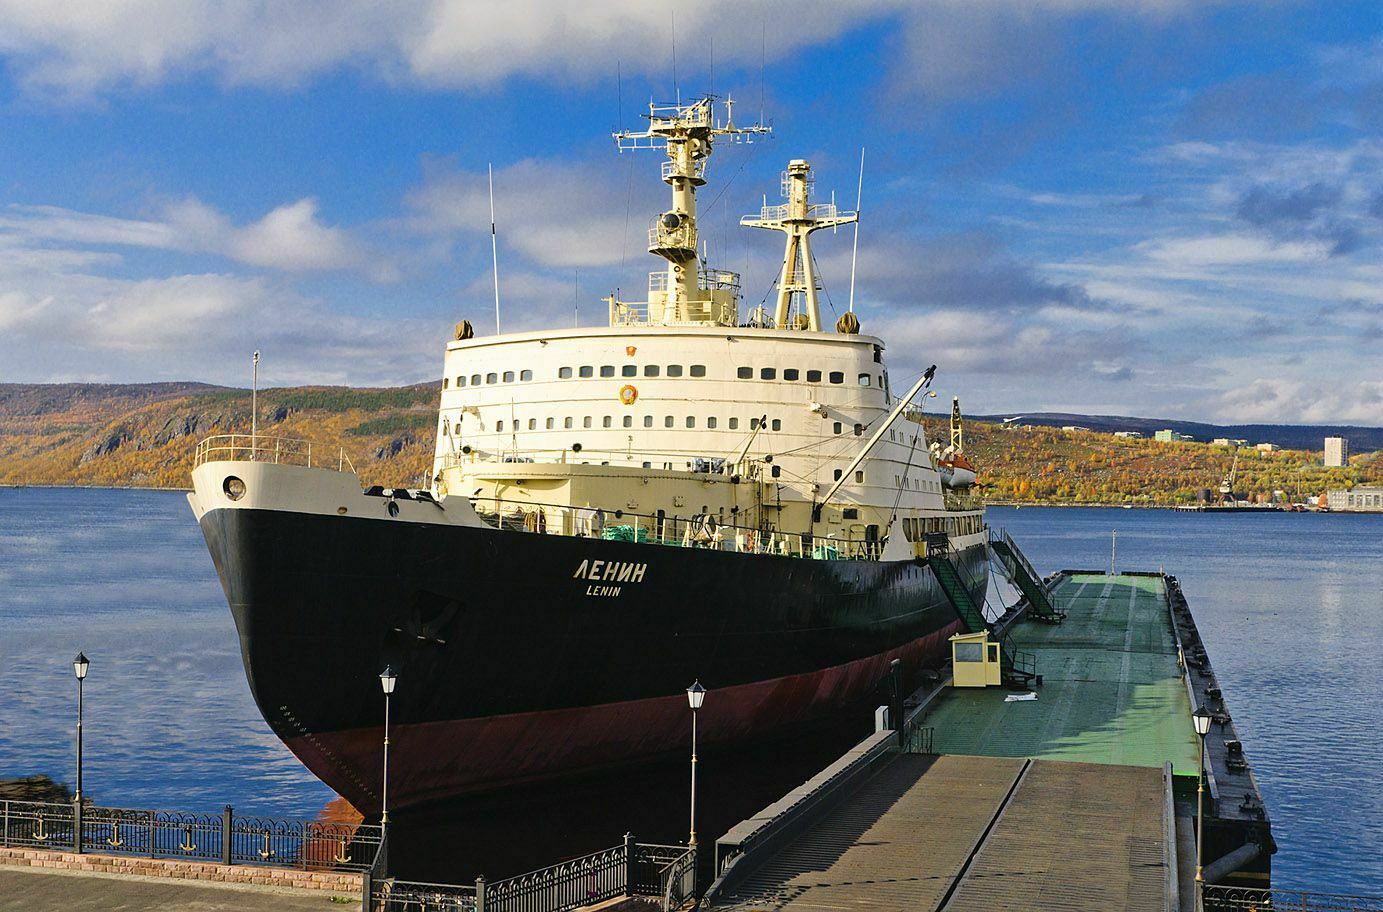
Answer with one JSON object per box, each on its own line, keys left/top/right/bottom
{"left": 977, "top": 412, "right": 1383, "bottom": 453}
{"left": 0, "top": 382, "right": 439, "bottom": 489}
{"left": 1, "top": 382, "right": 1379, "bottom": 503}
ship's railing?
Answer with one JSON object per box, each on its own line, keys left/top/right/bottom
{"left": 469, "top": 494, "right": 889, "bottom": 561}
{"left": 1202, "top": 885, "right": 1383, "bottom": 911}
{"left": 661, "top": 158, "right": 707, "bottom": 182}
{"left": 0, "top": 799, "right": 380, "bottom": 872}
{"left": 745, "top": 201, "right": 844, "bottom": 223}
{"left": 194, "top": 434, "right": 356, "bottom": 474}
{"left": 375, "top": 837, "right": 696, "bottom": 912}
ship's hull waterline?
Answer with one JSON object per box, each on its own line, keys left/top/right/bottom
{"left": 198, "top": 506, "right": 987, "bottom": 813}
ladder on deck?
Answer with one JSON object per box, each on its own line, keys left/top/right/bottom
{"left": 924, "top": 535, "right": 1039, "bottom": 688}
{"left": 989, "top": 528, "right": 1066, "bottom": 623}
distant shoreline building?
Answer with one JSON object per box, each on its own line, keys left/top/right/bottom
{"left": 1212, "top": 437, "right": 1249, "bottom": 447}
{"left": 1113, "top": 431, "right": 1142, "bottom": 439}
{"left": 1324, "top": 436, "right": 1349, "bottom": 467}
{"left": 1155, "top": 429, "right": 1194, "bottom": 443}
{"left": 1255, "top": 442, "right": 1280, "bottom": 454}
{"left": 1327, "top": 485, "right": 1382, "bottom": 512}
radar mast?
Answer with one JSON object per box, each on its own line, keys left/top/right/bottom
{"left": 741, "top": 160, "right": 858, "bottom": 331}
{"left": 608, "top": 96, "right": 770, "bottom": 327}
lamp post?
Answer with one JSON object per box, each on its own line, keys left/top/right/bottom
{"left": 379, "top": 666, "right": 397, "bottom": 828}
{"left": 686, "top": 680, "right": 706, "bottom": 848}
{"left": 1193, "top": 705, "right": 1213, "bottom": 887}
{"left": 73, "top": 652, "right": 89, "bottom": 802}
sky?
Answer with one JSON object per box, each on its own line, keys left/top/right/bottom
{"left": 0, "top": 1, "right": 1380, "bottom": 423}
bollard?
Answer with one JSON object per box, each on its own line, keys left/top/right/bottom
{"left": 475, "top": 874, "right": 487, "bottom": 912}
{"left": 623, "top": 832, "right": 635, "bottom": 897}
{"left": 73, "top": 799, "right": 83, "bottom": 854}
{"left": 221, "top": 805, "right": 233, "bottom": 865}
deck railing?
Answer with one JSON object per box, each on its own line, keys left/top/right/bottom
{"left": 0, "top": 799, "right": 380, "bottom": 872}
{"left": 194, "top": 434, "right": 356, "bottom": 473}
{"left": 1202, "top": 885, "right": 1383, "bottom": 911}
{"left": 470, "top": 494, "right": 889, "bottom": 561}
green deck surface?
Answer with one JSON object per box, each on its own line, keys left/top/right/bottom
{"left": 926, "top": 573, "right": 1200, "bottom": 775}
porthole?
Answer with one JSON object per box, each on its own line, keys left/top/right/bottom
{"left": 223, "top": 476, "right": 246, "bottom": 501}
{"left": 387, "top": 501, "right": 400, "bottom": 518}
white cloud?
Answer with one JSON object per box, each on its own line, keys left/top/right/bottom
{"left": 0, "top": 197, "right": 370, "bottom": 274}
{"left": 1138, "top": 234, "right": 1331, "bottom": 267}
{"left": 1209, "top": 379, "right": 1383, "bottom": 424}
{"left": 0, "top": 0, "right": 1240, "bottom": 98}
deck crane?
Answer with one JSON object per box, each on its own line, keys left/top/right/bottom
{"left": 1219, "top": 448, "right": 1240, "bottom": 502}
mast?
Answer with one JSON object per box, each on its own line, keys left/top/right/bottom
{"left": 741, "top": 160, "right": 858, "bottom": 331}
{"left": 611, "top": 96, "right": 769, "bottom": 326}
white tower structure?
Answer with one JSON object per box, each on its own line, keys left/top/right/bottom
{"left": 741, "top": 160, "right": 858, "bottom": 332}
{"left": 609, "top": 97, "right": 769, "bottom": 327}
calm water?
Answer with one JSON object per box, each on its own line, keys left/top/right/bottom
{"left": 0, "top": 489, "right": 1379, "bottom": 891}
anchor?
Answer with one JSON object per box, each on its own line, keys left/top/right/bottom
{"left": 107, "top": 821, "right": 125, "bottom": 848}
{"left": 33, "top": 813, "right": 48, "bottom": 842}
{"left": 332, "top": 835, "right": 351, "bottom": 865}
{"left": 258, "top": 830, "right": 275, "bottom": 860}
{"left": 179, "top": 823, "right": 197, "bottom": 853}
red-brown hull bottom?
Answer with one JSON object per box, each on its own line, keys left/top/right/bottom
{"left": 286, "top": 622, "right": 962, "bottom": 812}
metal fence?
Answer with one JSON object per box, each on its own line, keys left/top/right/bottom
{"left": 0, "top": 799, "right": 381, "bottom": 872}
{"left": 1202, "top": 886, "right": 1383, "bottom": 911}
{"left": 374, "top": 838, "right": 695, "bottom": 912}
{"left": 194, "top": 434, "right": 356, "bottom": 473}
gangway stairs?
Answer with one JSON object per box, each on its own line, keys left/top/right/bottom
{"left": 924, "top": 537, "right": 1038, "bottom": 688}
{"left": 989, "top": 528, "right": 1066, "bottom": 623}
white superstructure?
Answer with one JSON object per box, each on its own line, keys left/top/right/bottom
{"left": 430, "top": 97, "right": 980, "bottom": 555}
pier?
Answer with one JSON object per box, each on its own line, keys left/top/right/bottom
{"left": 702, "top": 570, "right": 1277, "bottom": 912}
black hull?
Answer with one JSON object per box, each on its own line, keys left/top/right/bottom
{"left": 199, "top": 508, "right": 988, "bottom": 811}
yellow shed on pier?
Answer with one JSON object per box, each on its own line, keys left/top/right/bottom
{"left": 951, "top": 631, "right": 1002, "bottom": 687}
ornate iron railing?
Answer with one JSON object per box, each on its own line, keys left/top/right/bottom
{"left": 194, "top": 434, "right": 356, "bottom": 473}
{"left": 375, "top": 839, "right": 695, "bottom": 912}
{"left": 1202, "top": 885, "right": 1383, "bottom": 911}
{"left": 0, "top": 799, "right": 380, "bottom": 872}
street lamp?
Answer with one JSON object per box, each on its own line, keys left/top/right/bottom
{"left": 1192, "top": 705, "right": 1214, "bottom": 886}
{"left": 73, "top": 652, "right": 89, "bottom": 802}
{"left": 686, "top": 681, "right": 706, "bottom": 848}
{"left": 379, "top": 666, "right": 397, "bottom": 827}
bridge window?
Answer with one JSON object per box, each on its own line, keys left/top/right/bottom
{"left": 855, "top": 424, "right": 864, "bottom": 436}
{"left": 737, "top": 367, "right": 752, "bottom": 379}
{"left": 707, "top": 417, "right": 717, "bottom": 429}
{"left": 602, "top": 416, "right": 612, "bottom": 428}
{"left": 486, "top": 373, "right": 498, "bottom": 384}
{"left": 858, "top": 373, "right": 871, "bottom": 386}
{"left": 771, "top": 465, "right": 781, "bottom": 477}
{"left": 645, "top": 365, "right": 661, "bottom": 377}
{"left": 783, "top": 369, "right": 799, "bottom": 381}
{"left": 760, "top": 368, "right": 776, "bottom": 380}
{"left": 496, "top": 420, "right": 504, "bottom": 432}
{"left": 665, "top": 416, "right": 675, "bottom": 427}
{"left": 644, "top": 416, "right": 653, "bottom": 427}
{"left": 667, "top": 365, "right": 684, "bottom": 377}
{"left": 623, "top": 415, "right": 633, "bottom": 428}
{"left": 600, "top": 366, "right": 616, "bottom": 378}
{"left": 579, "top": 366, "right": 594, "bottom": 378}
{"left": 528, "top": 419, "right": 537, "bottom": 430}
{"left": 807, "top": 370, "right": 822, "bottom": 382}
{"left": 686, "top": 416, "right": 696, "bottom": 428}
{"left": 833, "top": 469, "right": 842, "bottom": 480}
{"left": 829, "top": 371, "right": 844, "bottom": 384}
{"left": 559, "top": 367, "right": 573, "bottom": 378}
{"left": 471, "top": 374, "right": 481, "bottom": 385}
{"left": 443, "top": 377, "right": 450, "bottom": 389}
{"left": 521, "top": 370, "right": 533, "bottom": 381}
{"left": 583, "top": 416, "right": 592, "bottom": 428}
{"left": 833, "top": 422, "right": 843, "bottom": 434}
{"left": 503, "top": 371, "right": 515, "bottom": 382}
{"left": 750, "top": 418, "right": 761, "bottom": 430}
{"left": 622, "top": 365, "right": 637, "bottom": 377}
{"left": 729, "top": 418, "right": 739, "bottom": 429}
{"left": 565, "top": 417, "right": 573, "bottom": 429}
{"left": 457, "top": 376, "right": 466, "bottom": 387}
{"left": 546, "top": 418, "right": 555, "bottom": 429}
{"left": 856, "top": 470, "right": 865, "bottom": 483}
{"left": 690, "top": 365, "right": 706, "bottom": 377}
{"left": 771, "top": 419, "right": 781, "bottom": 431}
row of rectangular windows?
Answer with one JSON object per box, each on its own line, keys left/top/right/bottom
{"left": 442, "top": 365, "right": 882, "bottom": 389}
{"left": 476, "top": 416, "right": 786, "bottom": 432}
{"left": 901, "top": 514, "right": 984, "bottom": 541}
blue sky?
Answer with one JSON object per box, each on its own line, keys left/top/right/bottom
{"left": 0, "top": 1, "right": 1379, "bottom": 423}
